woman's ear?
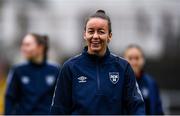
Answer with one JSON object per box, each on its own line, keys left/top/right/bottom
{"left": 107, "top": 32, "right": 112, "bottom": 43}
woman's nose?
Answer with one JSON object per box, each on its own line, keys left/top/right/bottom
{"left": 93, "top": 32, "right": 99, "bottom": 39}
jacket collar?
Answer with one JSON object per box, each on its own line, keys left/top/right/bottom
{"left": 82, "top": 46, "right": 110, "bottom": 63}
{"left": 136, "top": 70, "right": 145, "bottom": 80}
{"left": 28, "top": 60, "right": 46, "bottom": 67}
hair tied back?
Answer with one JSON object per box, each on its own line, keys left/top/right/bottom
{"left": 96, "top": 9, "right": 106, "bottom": 14}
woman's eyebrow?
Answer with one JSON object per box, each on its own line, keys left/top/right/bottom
{"left": 87, "top": 28, "right": 94, "bottom": 30}
{"left": 98, "top": 28, "right": 105, "bottom": 31}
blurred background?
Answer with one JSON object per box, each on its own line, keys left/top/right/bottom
{"left": 0, "top": 0, "right": 180, "bottom": 114}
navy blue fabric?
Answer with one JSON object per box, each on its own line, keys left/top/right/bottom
{"left": 5, "top": 61, "right": 60, "bottom": 115}
{"left": 51, "top": 47, "right": 145, "bottom": 115}
{"left": 137, "top": 73, "right": 164, "bottom": 115}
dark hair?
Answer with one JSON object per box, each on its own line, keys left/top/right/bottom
{"left": 29, "top": 33, "right": 49, "bottom": 61}
{"left": 84, "top": 9, "right": 112, "bottom": 33}
{"left": 124, "top": 44, "right": 145, "bottom": 58}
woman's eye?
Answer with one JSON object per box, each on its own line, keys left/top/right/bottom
{"left": 99, "top": 31, "right": 105, "bottom": 34}
{"left": 88, "top": 31, "right": 94, "bottom": 34}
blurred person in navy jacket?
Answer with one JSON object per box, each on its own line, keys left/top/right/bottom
{"left": 5, "top": 33, "right": 60, "bottom": 114}
{"left": 123, "top": 44, "right": 164, "bottom": 115}
{"left": 51, "top": 10, "right": 145, "bottom": 115}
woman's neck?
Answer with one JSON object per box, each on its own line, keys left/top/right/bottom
{"left": 31, "top": 55, "right": 44, "bottom": 64}
{"left": 135, "top": 71, "right": 143, "bottom": 80}
{"left": 88, "top": 47, "right": 107, "bottom": 57}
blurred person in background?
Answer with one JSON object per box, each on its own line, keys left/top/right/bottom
{"left": 0, "top": 74, "right": 6, "bottom": 114}
{"left": 51, "top": 10, "right": 145, "bottom": 115}
{"left": 5, "top": 33, "right": 60, "bottom": 115}
{"left": 0, "top": 61, "right": 8, "bottom": 114}
{"left": 123, "top": 44, "right": 164, "bottom": 115}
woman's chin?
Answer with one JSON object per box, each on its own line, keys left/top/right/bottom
{"left": 90, "top": 47, "right": 101, "bottom": 52}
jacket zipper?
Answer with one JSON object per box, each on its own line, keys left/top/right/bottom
{"left": 96, "top": 59, "right": 100, "bottom": 91}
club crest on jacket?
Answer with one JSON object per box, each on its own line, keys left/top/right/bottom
{"left": 109, "top": 72, "right": 119, "bottom": 84}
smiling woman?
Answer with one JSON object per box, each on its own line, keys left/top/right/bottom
{"left": 84, "top": 10, "right": 112, "bottom": 57}
{"left": 51, "top": 10, "right": 145, "bottom": 115}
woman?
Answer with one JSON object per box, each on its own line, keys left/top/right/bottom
{"left": 51, "top": 10, "right": 145, "bottom": 115}
{"left": 123, "top": 44, "right": 164, "bottom": 115}
{"left": 5, "top": 33, "right": 60, "bottom": 114}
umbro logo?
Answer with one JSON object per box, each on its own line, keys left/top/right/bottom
{"left": 78, "top": 76, "right": 87, "bottom": 83}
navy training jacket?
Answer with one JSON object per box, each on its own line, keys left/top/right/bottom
{"left": 137, "top": 73, "right": 164, "bottom": 114}
{"left": 51, "top": 47, "right": 145, "bottom": 115}
{"left": 5, "top": 61, "right": 60, "bottom": 115}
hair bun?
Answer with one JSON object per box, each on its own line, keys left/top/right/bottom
{"left": 96, "top": 9, "right": 106, "bottom": 14}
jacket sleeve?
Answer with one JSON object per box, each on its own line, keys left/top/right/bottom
{"left": 152, "top": 81, "right": 164, "bottom": 114}
{"left": 5, "top": 68, "right": 20, "bottom": 114}
{"left": 123, "top": 64, "right": 145, "bottom": 115}
{"left": 50, "top": 63, "right": 72, "bottom": 115}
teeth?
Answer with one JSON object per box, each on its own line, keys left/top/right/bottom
{"left": 91, "top": 42, "right": 100, "bottom": 44}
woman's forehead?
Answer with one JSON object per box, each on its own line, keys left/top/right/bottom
{"left": 125, "top": 48, "right": 143, "bottom": 57}
{"left": 23, "top": 35, "right": 37, "bottom": 45}
{"left": 86, "top": 18, "right": 108, "bottom": 29}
